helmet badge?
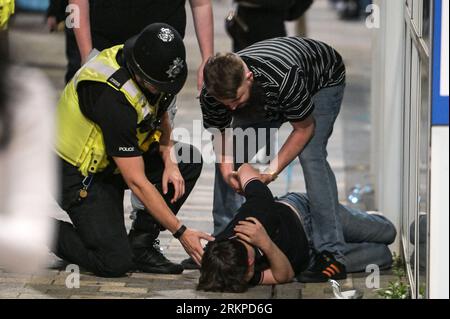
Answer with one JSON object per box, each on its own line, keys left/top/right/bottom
{"left": 158, "top": 28, "right": 175, "bottom": 42}
{"left": 166, "top": 57, "right": 184, "bottom": 79}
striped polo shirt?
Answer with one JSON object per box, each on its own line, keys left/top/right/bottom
{"left": 200, "top": 37, "right": 346, "bottom": 130}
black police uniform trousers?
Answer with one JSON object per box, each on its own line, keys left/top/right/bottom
{"left": 232, "top": 5, "right": 287, "bottom": 52}
{"left": 53, "top": 142, "right": 202, "bottom": 277}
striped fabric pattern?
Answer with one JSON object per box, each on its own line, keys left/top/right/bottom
{"left": 200, "top": 37, "right": 346, "bottom": 130}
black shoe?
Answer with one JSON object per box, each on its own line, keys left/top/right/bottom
{"left": 181, "top": 257, "right": 200, "bottom": 270}
{"left": 297, "top": 251, "right": 347, "bottom": 283}
{"left": 48, "top": 255, "right": 71, "bottom": 270}
{"left": 133, "top": 240, "right": 184, "bottom": 275}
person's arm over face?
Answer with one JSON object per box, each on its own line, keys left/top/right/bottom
{"left": 189, "top": 0, "right": 214, "bottom": 90}
{"left": 234, "top": 217, "right": 294, "bottom": 284}
{"left": 69, "top": 0, "right": 92, "bottom": 63}
{"left": 113, "top": 156, "right": 213, "bottom": 265}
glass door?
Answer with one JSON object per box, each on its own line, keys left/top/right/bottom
{"left": 401, "top": 0, "right": 432, "bottom": 299}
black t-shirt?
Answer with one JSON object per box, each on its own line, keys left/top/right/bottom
{"left": 89, "top": 0, "right": 187, "bottom": 46}
{"left": 216, "top": 179, "right": 310, "bottom": 284}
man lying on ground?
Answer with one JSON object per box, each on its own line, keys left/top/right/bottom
{"left": 197, "top": 164, "right": 396, "bottom": 292}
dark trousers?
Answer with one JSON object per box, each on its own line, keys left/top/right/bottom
{"left": 54, "top": 143, "right": 202, "bottom": 277}
{"left": 64, "top": 27, "right": 81, "bottom": 83}
{"left": 64, "top": 28, "right": 120, "bottom": 83}
{"left": 233, "top": 5, "right": 287, "bottom": 52}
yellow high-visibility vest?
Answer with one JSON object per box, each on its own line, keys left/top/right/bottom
{"left": 0, "top": 0, "right": 15, "bottom": 30}
{"left": 57, "top": 45, "right": 164, "bottom": 176}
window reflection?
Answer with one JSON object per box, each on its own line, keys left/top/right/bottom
{"left": 417, "top": 56, "right": 430, "bottom": 299}
{"left": 423, "top": 0, "right": 431, "bottom": 47}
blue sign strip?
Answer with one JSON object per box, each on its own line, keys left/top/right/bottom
{"left": 432, "top": 0, "right": 449, "bottom": 126}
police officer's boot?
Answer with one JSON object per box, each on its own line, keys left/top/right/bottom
{"left": 129, "top": 210, "right": 183, "bottom": 274}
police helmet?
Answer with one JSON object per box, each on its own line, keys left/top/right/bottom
{"left": 124, "top": 23, "right": 188, "bottom": 95}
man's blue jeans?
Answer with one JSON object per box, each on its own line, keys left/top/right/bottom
{"left": 212, "top": 163, "right": 245, "bottom": 236}
{"left": 299, "top": 84, "right": 346, "bottom": 263}
{"left": 277, "top": 192, "right": 396, "bottom": 272}
{"left": 212, "top": 84, "right": 348, "bottom": 263}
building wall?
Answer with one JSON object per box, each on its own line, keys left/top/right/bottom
{"left": 371, "top": 0, "right": 448, "bottom": 299}
{"left": 429, "top": 0, "right": 449, "bottom": 299}
{"left": 371, "top": 0, "right": 404, "bottom": 254}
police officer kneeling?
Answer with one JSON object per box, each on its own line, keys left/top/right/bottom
{"left": 53, "top": 23, "right": 213, "bottom": 277}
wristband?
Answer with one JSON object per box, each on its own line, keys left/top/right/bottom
{"left": 269, "top": 171, "right": 278, "bottom": 181}
{"left": 264, "top": 170, "right": 278, "bottom": 181}
{"left": 173, "top": 224, "right": 187, "bottom": 239}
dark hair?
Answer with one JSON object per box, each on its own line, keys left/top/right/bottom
{"left": 203, "top": 53, "right": 245, "bottom": 100}
{"left": 197, "top": 239, "right": 249, "bottom": 293}
{"left": 0, "top": 33, "right": 10, "bottom": 150}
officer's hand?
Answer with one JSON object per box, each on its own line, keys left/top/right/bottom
{"left": 162, "top": 163, "right": 185, "bottom": 204}
{"left": 179, "top": 228, "right": 215, "bottom": 266}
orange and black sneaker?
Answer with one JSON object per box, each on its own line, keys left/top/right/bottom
{"left": 297, "top": 251, "right": 347, "bottom": 283}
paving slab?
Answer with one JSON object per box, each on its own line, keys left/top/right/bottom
{"left": 273, "top": 283, "right": 303, "bottom": 299}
